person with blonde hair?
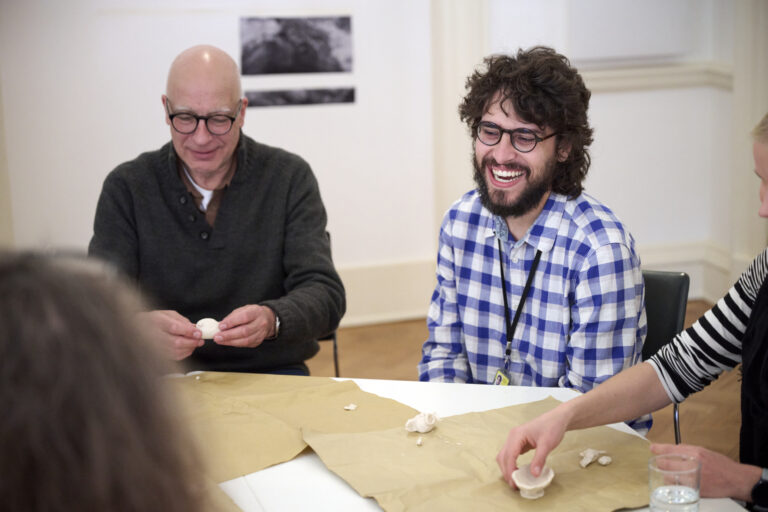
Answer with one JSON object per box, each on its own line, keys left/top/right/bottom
{"left": 0, "top": 252, "right": 209, "bottom": 512}
{"left": 496, "top": 112, "right": 768, "bottom": 509}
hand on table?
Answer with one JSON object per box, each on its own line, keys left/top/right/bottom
{"left": 650, "top": 443, "right": 760, "bottom": 501}
{"left": 496, "top": 407, "right": 569, "bottom": 487}
{"left": 138, "top": 309, "right": 203, "bottom": 360}
{"left": 213, "top": 304, "right": 276, "bottom": 348}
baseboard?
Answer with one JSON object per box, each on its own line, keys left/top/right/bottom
{"left": 581, "top": 62, "right": 733, "bottom": 93}
{"left": 337, "top": 259, "right": 435, "bottom": 328}
{"left": 631, "top": 241, "right": 741, "bottom": 305}
{"left": 337, "top": 241, "right": 748, "bottom": 327}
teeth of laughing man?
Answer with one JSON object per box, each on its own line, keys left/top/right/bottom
{"left": 492, "top": 166, "right": 524, "bottom": 181}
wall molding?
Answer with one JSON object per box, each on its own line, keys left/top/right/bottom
{"left": 582, "top": 62, "right": 733, "bottom": 93}
{"left": 338, "top": 240, "right": 749, "bottom": 327}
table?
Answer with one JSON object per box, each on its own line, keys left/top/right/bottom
{"left": 217, "top": 378, "right": 744, "bottom": 511}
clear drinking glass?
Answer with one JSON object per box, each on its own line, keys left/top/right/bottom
{"left": 648, "top": 454, "right": 701, "bottom": 512}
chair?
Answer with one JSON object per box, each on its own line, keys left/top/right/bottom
{"left": 318, "top": 330, "right": 340, "bottom": 378}
{"left": 319, "top": 231, "right": 340, "bottom": 377}
{"left": 641, "top": 269, "right": 690, "bottom": 444}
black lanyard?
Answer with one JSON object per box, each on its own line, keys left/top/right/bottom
{"left": 497, "top": 238, "right": 542, "bottom": 370}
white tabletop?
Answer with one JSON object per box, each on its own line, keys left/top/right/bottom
{"left": 218, "top": 378, "right": 744, "bottom": 511}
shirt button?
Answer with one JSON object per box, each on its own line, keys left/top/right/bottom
{"left": 188, "top": 214, "right": 196, "bottom": 222}
{"left": 200, "top": 231, "right": 209, "bottom": 240}
{"left": 179, "top": 195, "right": 188, "bottom": 205}
{"left": 512, "top": 257, "right": 519, "bottom": 263}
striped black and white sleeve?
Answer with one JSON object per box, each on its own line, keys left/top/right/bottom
{"left": 648, "top": 248, "right": 768, "bottom": 403}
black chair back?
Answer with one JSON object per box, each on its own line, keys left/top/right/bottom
{"left": 641, "top": 269, "right": 689, "bottom": 444}
{"left": 641, "top": 270, "right": 690, "bottom": 361}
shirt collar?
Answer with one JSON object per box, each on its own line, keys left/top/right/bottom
{"left": 167, "top": 131, "right": 244, "bottom": 188}
{"left": 486, "top": 193, "right": 566, "bottom": 254}
{"left": 177, "top": 162, "right": 236, "bottom": 192}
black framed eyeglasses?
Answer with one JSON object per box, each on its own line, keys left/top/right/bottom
{"left": 476, "top": 121, "right": 557, "bottom": 153}
{"left": 165, "top": 100, "right": 242, "bottom": 136}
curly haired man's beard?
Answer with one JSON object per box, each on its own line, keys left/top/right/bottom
{"left": 472, "top": 153, "right": 557, "bottom": 218}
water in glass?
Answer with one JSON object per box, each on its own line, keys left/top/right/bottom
{"left": 650, "top": 485, "right": 699, "bottom": 512}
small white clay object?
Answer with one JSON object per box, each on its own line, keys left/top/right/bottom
{"left": 579, "top": 448, "right": 607, "bottom": 468}
{"left": 196, "top": 318, "right": 220, "bottom": 339}
{"left": 416, "top": 436, "right": 423, "bottom": 446}
{"left": 343, "top": 403, "right": 358, "bottom": 411}
{"left": 195, "top": 375, "right": 201, "bottom": 381}
{"left": 405, "top": 412, "right": 438, "bottom": 433}
{"left": 511, "top": 464, "right": 555, "bottom": 499}
{"left": 597, "top": 455, "right": 612, "bottom": 466}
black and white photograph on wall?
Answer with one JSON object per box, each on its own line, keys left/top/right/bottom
{"left": 246, "top": 88, "right": 355, "bottom": 107}
{"left": 240, "top": 16, "right": 352, "bottom": 75}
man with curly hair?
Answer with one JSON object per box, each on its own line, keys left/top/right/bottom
{"left": 419, "top": 47, "right": 647, "bottom": 430}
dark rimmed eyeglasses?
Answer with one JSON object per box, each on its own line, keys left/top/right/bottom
{"left": 476, "top": 121, "right": 557, "bottom": 153}
{"left": 165, "top": 100, "right": 243, "bottom": 135}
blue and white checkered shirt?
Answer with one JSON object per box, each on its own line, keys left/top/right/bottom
{"left": 419, "top": 190, "right": 650, "bottom": 431}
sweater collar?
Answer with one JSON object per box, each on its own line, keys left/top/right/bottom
{"left": 166, "top": 131, "right": 246, "bottom": 185}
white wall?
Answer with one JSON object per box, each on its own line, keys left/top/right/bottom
{"left": 1, "top": 0, "right": 766, "bottom": 325}
{"left": 587, "top": 87, "right": 732, "bottom": 248}
{"left": 0, "top": 76, "right": 11, "bottom": 247}
{"left": 0, "top": 0, "right": 436, "bottom": 325}
{"left": 477, "top": 0, "right": 760, "bottom": 302}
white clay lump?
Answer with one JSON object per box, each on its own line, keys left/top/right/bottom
{"left": 511, "top": 464, "right": 555, "bottom": 499}
{"left": 405, "top": 412, "right": 438, "bottom": 433}
{"left": 597, "top": 455, "right": 612, "bottom": 466}
{"left": 579, "top": 448, "right": 607, "bottom": 468}
{"left": 196, "top": 318, "right": 220, "bottom": 339}
{"left": 343, "top": 403, "right": 358, "bottom": 411}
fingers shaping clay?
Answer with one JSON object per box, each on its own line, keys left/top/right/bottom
{"left": 196, "top": 318, "right": 220, "bottom": 339}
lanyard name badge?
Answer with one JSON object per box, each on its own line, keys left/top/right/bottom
{"left": 493, "top": 237, "right": 542, "bottom": 386}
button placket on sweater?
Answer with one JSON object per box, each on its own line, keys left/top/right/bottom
{"left": 179, "top": 193, "right": 209, "bottom": 240}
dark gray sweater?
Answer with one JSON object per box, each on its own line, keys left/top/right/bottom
{"left": 89, "top": 134, "right": 345, "bottom": 372}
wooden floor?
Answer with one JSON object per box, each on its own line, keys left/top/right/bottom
{"left": 307, "top": 300, "right": 742, "bottom": 460}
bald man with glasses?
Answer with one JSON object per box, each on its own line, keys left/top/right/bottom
{"left": 89, "top": 45, "right": 345, "bottom": 376}
{"left": 419, "top": 47, "right": 648, "bottom": 431}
